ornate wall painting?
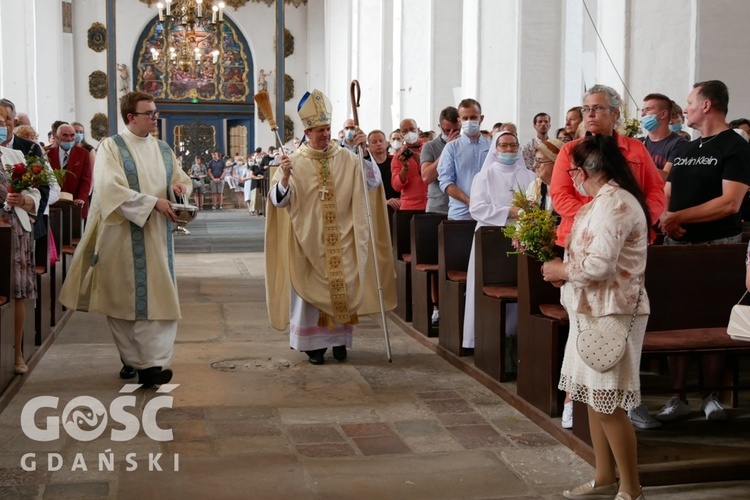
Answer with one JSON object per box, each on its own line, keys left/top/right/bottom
{"left": 88, "top": 22, "right": 107, "bottom": 52}
{"left": 88, "top": 71, "right": 108, "bottom": 99}
{"left": 90, "top": 113, "right": 109, "bottom": 141}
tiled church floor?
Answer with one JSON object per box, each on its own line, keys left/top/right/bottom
{"left": 0, "top": 211, "right": 748, "bottom": 499}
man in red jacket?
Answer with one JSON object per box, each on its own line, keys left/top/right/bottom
{"left": 48, "top": 123, "right": 93, "bottom": 217}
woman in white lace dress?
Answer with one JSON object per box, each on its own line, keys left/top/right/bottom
{"left": 542, "top": 135, "right": 651, "bottom": 500}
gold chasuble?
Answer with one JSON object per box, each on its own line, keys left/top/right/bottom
{"left": 265, "top": 140, "right": 397, "bottom": 331}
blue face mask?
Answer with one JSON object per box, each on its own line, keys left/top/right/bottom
{"left": 497, "top": 152, "right": 518, "bottom": 165}
{"left": 669, "top": 123, "right": 683, "bottom": 133}
{"left": 60, "top": 140, "right": 75, "bottom": 151}
{"left": 461, "top": 120, "right": 480, "bottom": 137}
{"left": 74, "top": 132, "right": 84, "bottom": 143}
{"left": 0, "top": 127, "right": 7, "bottom": 144}
{"left": 641, "top": 114, "right": 659, "bottom": 133}
{"left": 344, "top": 129, "right": 356, "bottom": 141}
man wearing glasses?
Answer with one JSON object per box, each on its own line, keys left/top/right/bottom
{"left": 61, "top": 91, "right": 191, "bottom": 388}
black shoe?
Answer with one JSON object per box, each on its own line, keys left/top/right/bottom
{"left": 119, "top": 364, "right": 136, "bottom": 380}
{"left": 137, "top": 367, "right": 173, "bottom": 387}
{"left": 333, "top": 346, "right": 347, "bottom": 361}
{"left": 305, "top": 349, "right": 326, "bottom": 365}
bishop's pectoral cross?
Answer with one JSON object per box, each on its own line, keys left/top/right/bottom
{"left": 319, "top": 185, "right": 329, "bottom": 200}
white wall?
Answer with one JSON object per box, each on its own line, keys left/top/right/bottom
{"left": 695, "top": 0, "right": 750, "bottom": 120}
{"left": 0, "top": 0, "right": 75, "bottom": 140}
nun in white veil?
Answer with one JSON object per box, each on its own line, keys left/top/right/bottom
{"left": 463, "top": 131, "right": 536, "bottom": 353}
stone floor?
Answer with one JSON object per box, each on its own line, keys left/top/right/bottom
{"left": 0, "top": 211, "right": 748, "bottom": 499}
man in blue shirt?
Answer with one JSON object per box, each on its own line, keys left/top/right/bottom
{"left": 437, "top": 98, "right": 490, "bottom": 220}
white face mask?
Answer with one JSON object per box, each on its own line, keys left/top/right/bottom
{"left": 573, "top": 171, "right": 588, "bottom": 196}
{"left": 403, "top": 131, "right": 419, "bottom": 145}
{"left": 390, "top": 140, "right": 403, "bottom": 150}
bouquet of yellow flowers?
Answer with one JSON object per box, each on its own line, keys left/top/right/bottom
{"left": 502, "top": 191, "right": 558, "bottom": 262}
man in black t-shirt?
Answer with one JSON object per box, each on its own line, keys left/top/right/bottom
{"left": 640, "top": 93, "right": 688, "bottom": 181}
{"left": 661, "top": 81, "right": 750, "bottom": 244}
{"left": 657, "top": 80, "right": 750, "bottom": 423}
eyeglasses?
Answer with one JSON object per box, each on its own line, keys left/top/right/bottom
{"left": 497, "top": 143, "right": 519, "bottom": 151}
{"left": 534, "top": 159, "right": 553, "bottom": 168}
{"left": 132, "top": 111, "right": 160, "bottom": 119}
{"left": 581, "top": 105, "right": 611, "bottom": 115}
{"left": 566, "top": 167, "right": 580, "bottom": 178}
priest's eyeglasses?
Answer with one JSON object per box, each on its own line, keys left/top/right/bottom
{"left": 132, "top": 111, "right": 160, "bottom": 120}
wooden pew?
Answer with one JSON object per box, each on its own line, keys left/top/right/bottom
{"left": 392, "top": 210, "right": 423, "bottom": 322}
{"left": 0, "top": 226, "right": 15, "bottom": 393}
{"left": 573, "top": 243, "right": 750, "bottom": 444}
{"left": 410, "top": 213, "right": 447, "bottom": 337}
{"left": 516, "top": 253, "right": 569, "bottom": 417}
{"left": 473, "top": 226, "right": 519, "bottom": 381}
{"left": 438, "top": 219, "right": 476, "bottom": 357}
{"left": 34, "top": 215, "right": 51, "bottom": 345}
{"left": 48, "top": 208, "right": 64, "bottom": 326}
{"left": 53, "top": 202, "right": 72, "bottom": 284}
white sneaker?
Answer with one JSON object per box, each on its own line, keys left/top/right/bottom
{"left": 655, "top": 397, "right": 690, "bottom": 422}
{"left": 561, "top": 401, "right": 573, "bottom": 429}
{"left": 700, "top": 392, "right": 727, "bottom": 421}
{"left": 628, "top": 404, "right": 661, "bottom": 429}
{"left": 431, "top": 309, "right": 440, "bottom": 326}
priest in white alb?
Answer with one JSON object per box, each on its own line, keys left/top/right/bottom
{"left": 265, "top": 89, "right": 396, "bottom": 365}
{"left": 61, "top": 91, "right": 190, "bottom": 387}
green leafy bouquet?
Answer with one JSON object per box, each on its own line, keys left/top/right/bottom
{"left": 502, "top": 191, "right": 558, "bottom": 262}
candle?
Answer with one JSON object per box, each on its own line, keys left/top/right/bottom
{"left": 165, "top": 0, "right": 171, "bottom": 16}
{"left": 196, "top": 0, "right": 202, "bottom": 17}
{"left": 218, "top": 2, "right": 225, "bottom": 21}
{"left": 157, "top": 2, "right": 164, "bottom": 21}
{"left": 212, "top": 5, "right": 218, "bottom": 23}
{"left": 212, "top": 50, "right": 219, "bottom": 64}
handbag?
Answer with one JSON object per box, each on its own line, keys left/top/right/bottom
{"left": 727, "top": 291, "right": 750, "bottom": 341}
{"left": 576, "top": 288, "right": 643, "bottom": 372}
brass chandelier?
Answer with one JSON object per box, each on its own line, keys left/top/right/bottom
{"left": 150, "top": 0, "right": 226, "bottom": 72}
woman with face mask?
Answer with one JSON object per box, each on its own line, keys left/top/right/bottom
{"left": 542, "top": 135, "right": 652, "bottom": 500}
{"left": 461, "top": 131, "right": 536, "bottom": 353}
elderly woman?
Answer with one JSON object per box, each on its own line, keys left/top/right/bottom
{"left": 542, "top": 135, "right": 651, "bottom": 500}
{"left": 526, "top": 139, "right": 563, "bottom": 212}
{"left": 0, "top": 110, "right": 41, "bottom": 375}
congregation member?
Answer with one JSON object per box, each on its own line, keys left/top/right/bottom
{"left": 207, "top": 150, "right": 226, "bottom": 210}
{"left": 391, "top": 118, "right": 427, "bottom": 210}
{"left": 421, "top": 106, "right": 460, "bottom": 215}
{"left": 550, "top": 85, "right": 666, "bottom": 430}
{"left": 500, "top": 122, "right": 517, "bottom": 135}
{"left": 340, "top": 118, "right": 359, "bottom": 153}
{"left": 72, "top": 121, "right": 97, "bottom": 165}
{"left": 543, "top": 135, "right": 651, "bottom": 500}
{"left": 60, "top": 91, "right": 191, "bottom": 387}
{"left": 522, "top": 112, "right": 551, "bottom": 170}
{"left": 669, "top": 101, "right": 692, "bottom": 141}
{"left": 48, "top": 123, "right": 93, "bottom": 217}
{"left": 265, "top": 89, "right": 396, "bottom": 365}
{"left": 437, "top": 98, "right": 491, "bottom": 221}
{"left": 367, "top": 129, "right": 401, "bottom": 211}
{"left": 640, "top": 93, "right": 688, "bottom": 181}
{"left": 388, "top": 130, "right": 403, "bottom": 155}
{"left": 657, "top": 80, "right": 750, "bottom": 422}
{"left": 526, "top": 139, "right": 563, "bottom": 217}
{"left": 0, "top": 106, "right": 41, "bottom": 375}
{"left": 0, "top": 98, "right": 54, "bottom": 242}
{"left": 564, "top": 106, "right": 583, "bottom": 139}
{"left": 188, "top": 156, "right": 207, "bottom": 209}
{"left": 462, "top": 131, "right": 535, "bottom": 353}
